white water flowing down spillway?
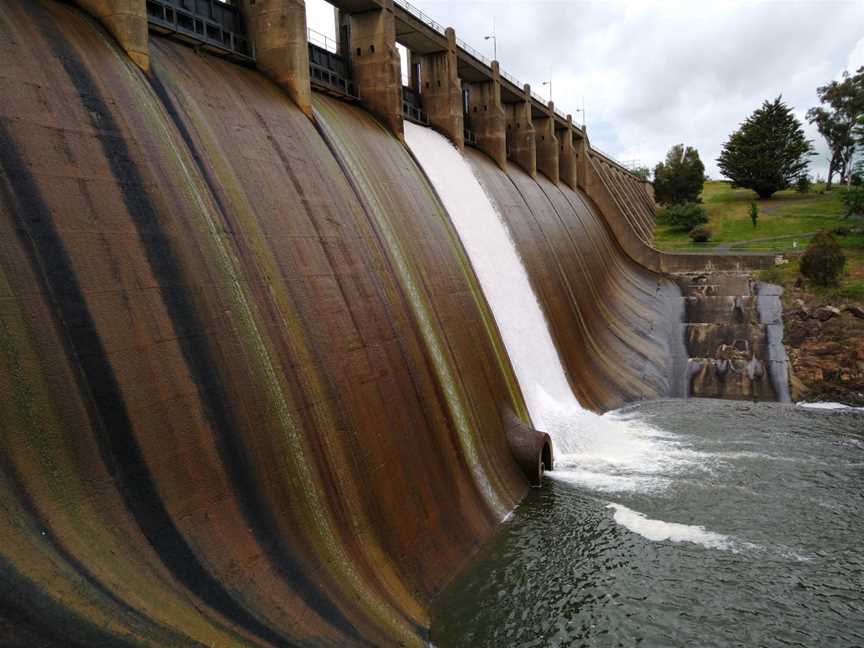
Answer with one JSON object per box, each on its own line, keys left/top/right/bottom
{"left": 404, "top": 124, "right": 716, "bottom": 539}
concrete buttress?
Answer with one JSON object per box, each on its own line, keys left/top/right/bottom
{"left": 534, "top": 101, "right": 559, "bottom": 184}
{"left": 505, "top": 84, "right": 536, "bottom": 177}
{"left": 419, "top": 27, "right": 463, "bottom": 149}
{"left": 72, "top": 0, "right": 149, "bottom": 69}
{"left": 558, "top": 115, "right": 577, "bottom": 189}
{"left": 242, "top": 0, "right": 313, "bottom": 117}
{"left": 348, "top": 0, "right": 403, "bottom": 138}
{"left": 465, "top": 61, "right": 507, "bottom": 170}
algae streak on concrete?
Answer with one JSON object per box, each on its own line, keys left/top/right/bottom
{"left": 0, "top": 2, "right": 528, "bottom": 645}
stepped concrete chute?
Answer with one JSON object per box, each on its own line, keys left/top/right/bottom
{"left": 679, "top": 274, "right": 790, "bottom": 401}
{"left": 241, "top": 0, "right": 313, "bottom": 116}
{"left": 72, "top": 0, "right": 149, "bottom": 68}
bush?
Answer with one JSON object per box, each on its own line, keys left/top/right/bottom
{"left": 749, "top": 201, "right": 759, "bottom": 228}
{"left": 795, "top": 175, "right": 811, "bottom": 193}
{"left": 658, "top": 202, "right": 708, "bottom": 230}
{"left": 842, "top": 187, "right": 864, "bottom": 217}
{"left": 689, "top": 226, "right": 712, "bottom": 243}
{"left": 800, "top": 231, "right": 846, "bottom": 286}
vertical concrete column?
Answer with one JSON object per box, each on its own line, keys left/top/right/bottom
{"left": 73, "top": 0, "right": 149, "bottom": 69}
{"left": 465, "top": 61, "right": 507, "bottom": 170}
{"left": 349, "top": 0, "right": 404, "bottom": 138}
{"left": 533, "top": 101, "right": 559, "bottom": 184}
{"left": 575, "top": 133, "right": 590, "bottom": 191}
{"left": 242, "top": 0, "right": 313, "bottom": 117}
{"left": 505, "top": 84, "right": 536, "bottom": 177}
{"left": 419, "top": 27, "right": 463, "bottom": 148}
{"left": 558, "top": 115, "right": 577, "bottom": 189}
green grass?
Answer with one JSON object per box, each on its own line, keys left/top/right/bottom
{"left": 653, "top": 181, "right": 847, "bottom": 251}
{"left": 652, "top": 181, "right": 864, "bottom": 301}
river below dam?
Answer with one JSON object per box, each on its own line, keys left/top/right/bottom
{"left": 432, "top": 398, "right": 864, "bottom": 648}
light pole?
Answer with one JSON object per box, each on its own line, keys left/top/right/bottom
{"left": 575, "top": 99, "right": 586, "bottom": 129}
{"left": 484, "top": 18, "right": 497, "bottom": 60}
{"left": 542, "top": 80, "right": 552, "bottom": 102}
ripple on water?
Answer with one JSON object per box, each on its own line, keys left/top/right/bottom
{"left": 431, "top": 399, "right": 864, "bottom": 648}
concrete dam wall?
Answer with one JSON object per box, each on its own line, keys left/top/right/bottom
{"left": 0, "top": 1, "right": 781, "bottom": 646}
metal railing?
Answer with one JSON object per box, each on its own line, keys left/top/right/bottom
{"left": 402, "top": 85, "right": 429, "bottom": 125}
{"left": 307, "top": 27, "right": 338, "bottom": 54}
{"left": 530, "top": 89, "right": 546, "bottom": 105}
{"left": 455, "top": 37, "right": 492, "bottom": 67}
{"left": 146, "top": 0, "right": 252, "bottom": 60}
{"left": 500, "top": 69, "right": 523, "bottom": 89}
{"left": 309, "top": 41, "right": 356, "bottom": 98}
{"left": 393, "top": 0, "right": 446, "bottom": 36}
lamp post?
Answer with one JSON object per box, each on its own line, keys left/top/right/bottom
{"left": 484, "top": 19, "right": 497, "bottom": 60}
{"left": 542, "top": 80, "right": 552, "bottom": 102}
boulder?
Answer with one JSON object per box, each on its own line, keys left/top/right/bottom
{"left": 813, "top": 305, "right": 841, "bottom": 321}
{"left": 845, "top": 304, "right": 864, "bottom": 319}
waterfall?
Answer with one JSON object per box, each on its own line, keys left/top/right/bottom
{"left": 404, "top": 123, "right": 689, "bottom": 490}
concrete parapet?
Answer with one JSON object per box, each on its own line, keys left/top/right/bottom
{"left": 419, "top": 27, "right": 463, "bottom": 148}
{"left": 465, "top": 61, "right": 507, "bottom": 170}
{"left": 73, "top": 0, "right": 149, "bottom": 69}
{"left": 242, "top": 0, "right": 313, "bottom": 117}
{"left": 505, "top": 84, "right": 536, "bottom": 176}
{"left": 349, "top": 0, "right": 403, "bottom": 138}
{"left": 558, "top": 114, "right": 577, "bottom": 189}
{"left": 533, "top": 101, "right": 558, "bottom": 184}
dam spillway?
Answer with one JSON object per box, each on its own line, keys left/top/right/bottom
{"left": 0, "top": 1, "right": 787, "bottom": 646}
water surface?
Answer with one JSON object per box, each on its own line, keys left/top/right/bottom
{"left": 432, "top": 399, "right": 864, "bottom": 647}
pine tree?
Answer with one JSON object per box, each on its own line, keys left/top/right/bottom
{"left": 653, "top": 144, "right": 705, "bottom": 205}
{"left": 717, "top": 97, "right": 814, "bottom": 199}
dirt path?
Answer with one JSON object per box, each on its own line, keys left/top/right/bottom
{"left": 714, "top": 231, "right": 818, "bottom": 252}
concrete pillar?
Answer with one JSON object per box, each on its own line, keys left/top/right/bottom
{"left": 73, "top": 0, "right": 149, "bottom": 70}
{"left": 533, "top": 101, "right": 559, "bottom": 184}
{"left": 419, "top": 27, "right": 463, "bottom": 148}
{"left": 558, "top": 115, "right": 577, "bottom": 189}
{"left": 242, "top": 0, "right": 313, "bottom": 117}
{"left": 348, "top": 0, "right": 403, "bottom": 138}
{"left": 505, "top": 84, "right": 536, "bottom": 177}
{"left": 575, "top": 132, "right": 589, "bottom": 190}
{"left": 465, "top": 61, "right": 507, "bottom": 170}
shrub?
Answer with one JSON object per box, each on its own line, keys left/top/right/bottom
{"left": 795, "top": 175, "right": 811, "bottom": 193}
{"left": 689, "top": 226, "right": 712, "bottom": 243}
{"left": 842, "top": 187, "right": 864, "bottom": 217}
{"left": 749, "top": 201, "right": 759, "bottom": 228}
{"left": 658, "top": 202, "right": 708, "bottom": 231}
{"left": 800, "top": 231, "right": 846, "bottom": 286}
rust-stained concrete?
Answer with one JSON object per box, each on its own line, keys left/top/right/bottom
{"left": 0, "top": 1, "right": 784, "bottom": 646}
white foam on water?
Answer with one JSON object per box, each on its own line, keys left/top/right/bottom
{"left": 797, "top": 401, "right": 864, "bottom": 411}
{"left": 606, "top": 503, "right": 732, "bottom": 550}
{"left": 404, "top": 122, "right": 701, "bottom": 494}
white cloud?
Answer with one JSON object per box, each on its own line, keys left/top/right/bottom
{"left": 306, "top": 0, "right": 864, "bottom": 178}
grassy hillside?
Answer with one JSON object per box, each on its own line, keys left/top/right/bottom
{"left": 653, "top": 181, "right": 864, "bottom": 301}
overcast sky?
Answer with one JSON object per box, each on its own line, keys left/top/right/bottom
{"left": 306, "top": 0, "right": 864, "bottom": 179}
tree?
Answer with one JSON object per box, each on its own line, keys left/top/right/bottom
{"left": 653, "top": 144, "right": 705, "bottom": 205}
{"left": 807, "top": 67, "right": 864, "bottom": 190}
{"left": 717, "top": 96, "right": 814, "bottom": 199}
{"left": 657, "top": 202, "right": 708, "bottom": 230}
{"left": 749, "top": 201, "right": 759, "bottom": 228}
{"left": 800, "top": 231, "right": 846, "bottom": 286}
